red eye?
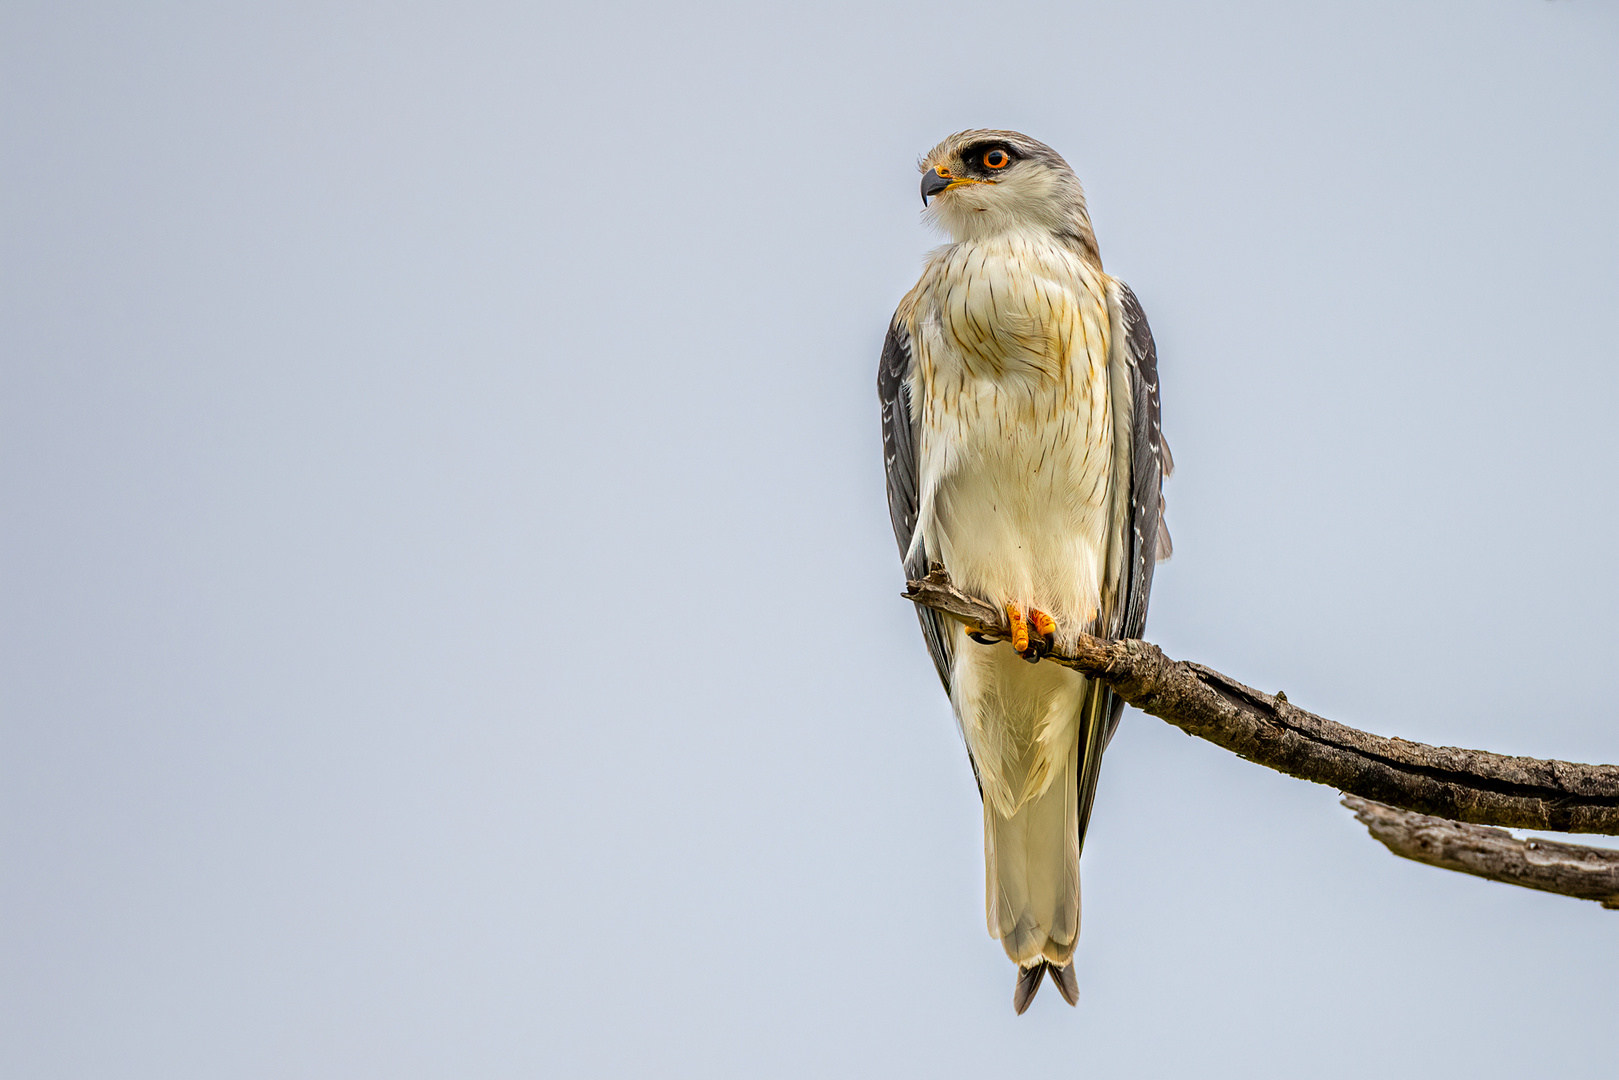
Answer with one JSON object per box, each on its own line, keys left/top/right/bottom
{"left": 984, "top": 149, "right": 1009, "bottom": 169}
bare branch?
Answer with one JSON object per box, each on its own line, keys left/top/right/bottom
{"left": 1344, "top": 796, "right": 1619, "bottom": 909}
{"left": 903, "top": 568, "right": 1619, "bottom": 835}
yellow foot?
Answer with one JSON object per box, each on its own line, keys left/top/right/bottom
{"left": 1004, "top": 602, "right": 1029, "bottom": 655}
{"left": 1005, "top": 603, "right": 1055, "bottom": 662}
{"left": 1030, "top": 608, "right": 1056, "bottom": 649}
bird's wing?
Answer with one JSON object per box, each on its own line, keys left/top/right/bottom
{"left": 879, "top": 314, "right": 953, "bottom": 691}
{"left": 1117, "top": 281, "right": 1172, "bottom": 642}
{"left": 1096, "top": 281, "right": 1172, "bottom": 750}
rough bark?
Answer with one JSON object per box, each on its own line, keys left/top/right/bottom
{"left": 903, "top": 568, "right": 1619, "bottom": 836}
{"left": 1344, "top": 796, "right": 1619, "bottom": 909}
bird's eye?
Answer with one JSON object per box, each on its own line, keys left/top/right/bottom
{"left": 983, "top": 149, "right": 1010, "bottom": 170}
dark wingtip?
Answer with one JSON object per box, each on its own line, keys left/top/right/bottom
{"left": 1012, "top": 961, "right": 1047, "bottom": 1014}
{"left": 1049, "top": 961, "right": 1079, "bottom": 1006}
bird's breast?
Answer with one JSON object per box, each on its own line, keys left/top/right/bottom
{"left": 924, "top": 235, "right": 1106, "bottom": 386}
{"left": 911, "top": 235, "right": 1119, "bottom": 636}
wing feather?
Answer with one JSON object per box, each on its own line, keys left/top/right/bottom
{"left": 1098, "top": 282, "right": 1171, "bottom": 748}
{"left": 879, "top": 316, "right": 954, "bottom": 691}
{"left": 1117, "top": 281, "right": 1170, "bottom": 642}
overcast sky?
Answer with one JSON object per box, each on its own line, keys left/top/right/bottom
{"left": 3, "top": 2, "right": 1617, "bottom": 1077}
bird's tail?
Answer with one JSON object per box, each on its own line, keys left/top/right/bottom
{"left": 985, "top": 736, "right": 1080, "bottom": 975}
{"left": 987, "top": 680, "right": 1112, "bottom": 1012}
{"left": 1013, "top": 959, "right": 1080, "bottom": 1014}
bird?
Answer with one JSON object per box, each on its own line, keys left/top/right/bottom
{"left": 879, "top": 130, "right": 1171, "bottom": 1013}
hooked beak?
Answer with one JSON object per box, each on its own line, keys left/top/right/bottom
{"left": 921, "top": 166, "right": 991, "bottom": 206}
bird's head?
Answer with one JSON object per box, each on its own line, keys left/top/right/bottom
{"left": 919, "top": 129, "right": 1099, "bottom": 262}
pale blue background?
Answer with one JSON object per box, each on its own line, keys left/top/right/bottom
{"left": 3, "top": 2, "right": 1616, "bottom": 1076}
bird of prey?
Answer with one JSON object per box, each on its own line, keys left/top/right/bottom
{"left": 879, "top": 130, "right": 1171, "bottom": 1013}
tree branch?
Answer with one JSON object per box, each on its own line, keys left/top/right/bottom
{"left": 903, "top": 568, "right": 1619, "bottom": 835}
{"left": 1344, "top": 796, "right": 1619, "bottom": 909}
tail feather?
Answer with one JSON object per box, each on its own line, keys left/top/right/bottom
{"left": 1012, "top": 962, "right": 1047, "bottom": 1015}
{"left": 1010, "top": 959, "right": 1081, "bottom": 1014}
{"left": 984, "top": 749, "right": 1080, "bottom": 965}
{"left": 984, "top": 678, "right": 1114, "bottom": 1006}
{"left": 1049, "top": 961, "right": 1079, "bottom": 1006}
{"left": 960, "top": 630, "right": 1115, "bottom": 1011}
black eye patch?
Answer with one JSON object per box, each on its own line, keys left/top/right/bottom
{"left": 962, "top": 144, "right": 1018, "bottom": 175}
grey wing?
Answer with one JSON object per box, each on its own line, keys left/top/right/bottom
{"left": 1118, "top": 281, "right": 1172, "bottom": 642}
{"left": 1101, "top": 283, "right": 1172, "bottom": 743}
{"left": 879, "top": 316, "right": 954, "bottom": 692}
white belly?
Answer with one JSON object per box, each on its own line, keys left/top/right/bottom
{"left": 910, "top": 234, "right": 1120, "bottom": 819}
{"left": 920, "top": 376, "right": 1113, "bottom": 817}
{"left": 927, "top": 406, "right": 1112, "bottom": 639}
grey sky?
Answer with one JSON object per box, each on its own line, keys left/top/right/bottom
{"left": 3, "top": 1, "right": 1616, "bottom": 1076}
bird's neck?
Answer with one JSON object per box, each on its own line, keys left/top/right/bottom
{"left": 945, "top": 221, "right": 1103, "bottom": 272}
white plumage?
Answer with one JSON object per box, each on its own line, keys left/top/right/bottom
{"left": 880, "top": 130, "right": 1170, "bottom": 1012}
